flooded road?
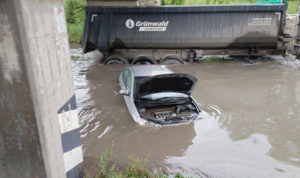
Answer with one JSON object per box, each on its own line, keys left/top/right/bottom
{"left": 71, "top": 49, "right": 300, "bottom": 177}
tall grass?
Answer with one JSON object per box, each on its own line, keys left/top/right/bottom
{"left": 162, "top": 0, "right": 299, "bottom": 14}
{"left": 183, "top": 0, "right": 257, "bottom": 5}
{"left": 287, "top": 1, "right": 299, "bottom": 14}
{"left": 64, "top": 0, "right": 86, "bottom": 43}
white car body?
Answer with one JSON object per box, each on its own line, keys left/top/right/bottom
{"left": 119, "top": 65, "right": 200, "bottom": 127}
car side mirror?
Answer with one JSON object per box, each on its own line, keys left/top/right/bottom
{"left": 119, "top": 89, "right": 129, "bottom": 96}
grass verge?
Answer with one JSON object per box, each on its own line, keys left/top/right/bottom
{"left": 286, "top": 1, "right": 298, "bottom": 14}
{"left": 67, "top": 22, "right": 84, "bottom": 43}
{"left": 84, "top": 144, "right": 190, "bottom": 178}
{"left": 163, "top": 0, "right": 298, "bottom": 14}
{"left": 64, "top": 0, "right": 86, "bottom": 43}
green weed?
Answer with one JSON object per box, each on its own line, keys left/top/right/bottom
{"left": 287, "top": 1, "right": 298, "bottom": 14}
{"left": 64, "top": 0, "right": 86, "bottom": 43}
{"left": 85, "top": 144, "right": 189, "bottom": 178}
{"left": 162, "top": 0, "right": 298, "bottom": 14}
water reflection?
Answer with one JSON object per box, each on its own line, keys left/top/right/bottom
{"left": 169, "top": 62, "right": 300, "bottom": 177}
{"left": 166, "top": 115, "right": 300, "bottom": 178}
{"left": 71, "top": 49, "right": 300, "bottom": 177}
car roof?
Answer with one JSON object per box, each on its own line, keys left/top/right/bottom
{"left": 128, "top": 65, "right": 173, "bottom": 77}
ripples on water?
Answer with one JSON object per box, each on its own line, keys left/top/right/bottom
{"left": 70, "top": 49, "right": 101, "bottom": 125}
{"left": 71, "top": 49, "right": 300, "bottom": 177}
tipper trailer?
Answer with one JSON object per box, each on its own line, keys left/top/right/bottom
{"left": 82, "top": 4, "right": 292, "bottom": 64}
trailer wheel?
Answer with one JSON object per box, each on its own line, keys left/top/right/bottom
{"left": 103, "top": 54, "right": 128, "bottom": 64}
{"left": 160, "top": 57, "right": 184, "bottom": 65}
{"left": 249, "top": 55, "right": 263, "bottom": 59}
{"left": 132, "top": 56, "right": 155, "bottom": 65}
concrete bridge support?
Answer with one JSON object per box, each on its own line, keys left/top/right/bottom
{"left": 0, "top": 0, "right": 82, "bottom": 177}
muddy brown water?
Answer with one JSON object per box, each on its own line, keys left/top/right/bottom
{"left": 71, "top": 49, "right": 300, "bottom": 177}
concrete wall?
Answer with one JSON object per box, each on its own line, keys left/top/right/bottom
{"left": 0, "top": 0, "right": 82, "bottom": 177}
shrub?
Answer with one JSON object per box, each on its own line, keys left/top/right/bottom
{"left": 162, "top": 0, "right": 184, "bottom": 5}
{"left": 64, "top": 0, "right": 86, "bottom": 24}
{"left": 64, "top": 0, "right": 86, "bottom": 43}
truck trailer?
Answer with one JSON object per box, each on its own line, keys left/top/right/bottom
{"left": 82, "top": 4, "right": 290, "bottom": 64}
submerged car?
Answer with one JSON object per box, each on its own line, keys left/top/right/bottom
{"left": 119, "top": 65, "right": 201, "bottom": 127}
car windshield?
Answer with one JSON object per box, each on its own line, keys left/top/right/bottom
{"left": 134, "top": 76, "right": 149, "bottom": 93}
{"left": 140, "top": 92, "right": 188, "bottom": 100}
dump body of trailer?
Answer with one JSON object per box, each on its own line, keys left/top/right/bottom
{"left": 82, "top": 4, "right": 288, "bottom": 63}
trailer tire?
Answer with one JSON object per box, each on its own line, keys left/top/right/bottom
{"left": 103, "top": 54, "right": 128, "bottom": 64}
{"left": 249, "top": 55, "right": 263, "bottom": 59}
{"left": 132, "top": 56, "right": 155, "bottom": 65}
{"left": 160, "top": 57, "right": 184, "bottom": 65}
